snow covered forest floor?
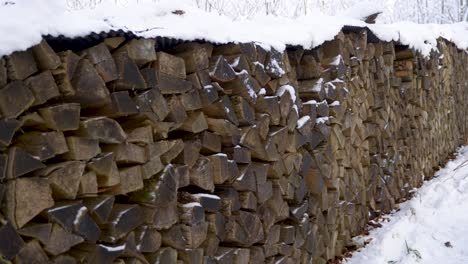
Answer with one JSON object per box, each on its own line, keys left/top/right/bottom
{"left": 345, "top": 146, "right": 468, "bottom": 264}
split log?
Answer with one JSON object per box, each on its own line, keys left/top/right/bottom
{"left": 4, "top": 177, "right": 54, "bottom": 228}
{"left": 39, "top": 103, "right": 81, "bottom": 131}
{"left": 44, "top": 224, "right": 84, "bottom": 256}
{"left": 0, "top": 222, "right": 25, "bottom": 260}
{"left": 78, "top": 117, "right": 127, "bottom": 144}
{"left": 111, "top": 51, "right": 147, "bottom": 90}
{"left": 38, "top": 161, "right": 85, "bottom": 200}
{"left": 102, "top": 204, "right": 144, "bottom": 243}
{"left": 81, "top": 42, "right": 118, "bottom": 82}
{"left": 155, "top": 51, "right": 186, "bottom": 79}
{"left": 87, "top": 153, "right": 120, "bottom": 187}
{"left": 32, "top": 40, "right": 61, "bottom": 70}
{"left": 0, "top": 119, "right": 22, "bottom": 148}
{"left": 16, "top": 131, "right": 69, "bottom": 160}
{"left": 6, "top": 49, "right": 37, "bottom": 80}
{"left": 69, "top": 59, "right": 111, "bottom": 108}
{"left": 0, "top": 81, "right": 34, "bottom": 118}
{"left": 25, "top": 71, "right": 60, "bottom": 106}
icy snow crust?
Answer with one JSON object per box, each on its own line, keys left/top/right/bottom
{"left": 345, "top": 146, "right": 468, "bottom": 264}
{"left": 1, "top": 0, "right": 468, "bottom": 57}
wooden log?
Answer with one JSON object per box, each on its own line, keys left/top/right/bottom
{"left": 255, "top": 96, "right": 281, "bottom": 126}
{"left": 200, "top": 84, "right": 219, "bottom": 106}
{"left": 87, "top": 153, "right": 120, "bottom": 187}
{"left": 18, "top": 223, "right": 52, "bottom": 245}
{"left": 102, "top": 143, "right": 147, "bottom": 165}
{"left": 133, "top": 88, "right": 169, "bottom": 121}
{"left": 4, "top": 177, "right": 54, "bottom": 228}
{"left": 111, "top": 165, "right": 144, "bottom": 195}
{"left": 78, "top": 117, "right": 127, "bottom": 144}
{"left": 265, "top": 48, "right": 286, "bottom": 79}
{"left": 298, "top": 79, "right": 326, "bottom": 101}
{"left": 101, "top": 204, "right": 144, "bottom": 243}
{"left": 0, "top": 119, "right": 22, "bottom": 148}
{"left": 46, "top": 202, "right": 100, "bottom": 241}
{"left": 166, "top": 95, "right": 188, "bottom": 123}
{"left": 69, "top": 59, "right": 111, "bottom": 108}
{"left": 126, "top": 125, "right": 153, "bottom": 145}
{"left": 32, "top": 39, "right": 61, "bottom": 70}
{"left": 78, "top": 171, "right": 98, "bottom": 196}
{"left": 159, "top": 140, "right": 185, "bottom": 164}
{"left": 207, "top": 154, "right": 229, "bottom": 184}
{"left": 232, "top": 165, "right": 256, "bottom": 192}
{"left": 214, "top": 247, "right": 250, "bottom": 264}
{"left": 239, "top": 191, "right": 257, "bottom": 211}
{"left": 6, "top": 48, "right": 37, "bottom": 80}
{"left": 209, "top": 55, "right": 237, "bottom": 82}
{"left": 83, "top": 195, "right": 115, "bottom": 226}
{"left": 130, "top": 226, "right": 161, "bottom": 254}
{"left": 224, "top": 211, "right": 264, "bottom": 246}
{"left": 14, "top": 239, "right": 49, "bottom": 264}
{"left": 16, "top": 131, "right": 69, "bottom": 161}
{"left": 154, "top": 51, "right": 186, "bottom": 79}
{"left": 190, "top": 157, "right": 214, "bottom": 192}
{"left": 111, "top": 51, "right": 147, "bottom": 90}
{"left": 0, "top": 222, "right": 25, "bottom": 260}
{"left": 53, "top": 50, "right": 80, "bottom": 96}
{"left": 81, "top": 42, "right": 118, "bottom": 82}
{"left": 203, "top": 95, "right": 239, "bottom": 126}
{"left": 38, "top": 103, "right": 80, "bottom": 131}
{"left": 44, "top": 224, "right": 84, "bottom": 256}
{"left": 64, "top": 136, "right": 100, "bottom": 161}
{"left": 100, "top": 91, "right": 139, "bottom": 117}
{"left": 25, "top": 71, "right": 60, "bottom": 106}
{"left": 161, "top": 221, "right": 208, "bottom": 250}
{"left": 253, "top": 61, "right": 271, "bottom": 87}
{"left": 173, "top": 139, "right": 201, "bottom": 168}
{"left": 158, "top": 73, "right": 193, "bottom": 94}
{"left": 6, "top": 147, "right": 45, "bottom": 179}
{"left": 0, "top": 81, "right": 35, "bottom": 118}
{"left": 231, "top": 96, "right": 255, "bottom": 125}
{"left": 181, "top": 111, "right": 208, "bottom": 133}
{"left": 180, "top": 89, "right": 203, "bottom": 111}
{"left": 38, "top": 161, "right": 85, "bottom": 200}
{"left": 122, "top": 39, "right": 157, "bottom": 66}
{"left": 226, "top": 54, "right": 251, "bottom": 74}
{"left": 179, "top": 248, "right": 204, "bottom": 264}
{"left": 223, "top": 72, "right": 261, "bottom": 104}
{"left": 296, "top": 55, "right": 321, "bottom": 80}
{"left": 146, "top": 247, "right": 178, "bottom": 263}
{"left": 198, "top": 131, "right": 222, "bottom": 154}
{"left": 174, "top": 43, "right": 210, "bottom": 73}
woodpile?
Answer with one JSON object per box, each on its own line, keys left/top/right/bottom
{"left": 0, "top": 32, "right": 466, "bottom": 264}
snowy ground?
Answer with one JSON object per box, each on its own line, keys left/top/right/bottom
{"left": 0, "top": 0, "right": 467, "bottom": 57}
{"left": 345, "top": 146, "right": 468, "bottom": 264}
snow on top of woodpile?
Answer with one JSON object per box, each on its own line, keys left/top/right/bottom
{"left": 0, "top": 0, "right": 467, "bottom": 57}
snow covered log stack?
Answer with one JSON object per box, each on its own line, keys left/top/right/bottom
{"left": 0, "top": 30, "right": 466, "bottom": 264}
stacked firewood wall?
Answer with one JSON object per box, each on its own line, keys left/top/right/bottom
{"left": 0, "top": 30, "right": 466, "bottom": 264}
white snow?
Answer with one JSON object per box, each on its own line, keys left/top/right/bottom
{"left": 1, "top": 0, "right": 467, "bottom": 57}
{"left": 192, "top": 193, "right": 221, "bottom": 200}
{"left": 258, "top": 88, "right": 267, "bottom": 96}
{"left": 297, "top": 116, "right": 311, "bottom": 129}
{"left": 72, "top": 206, "right": 88, "bottom": 226}
{"left": 276, "top": 85, "right": 297, "bottom": 102}
{"left": 316, "top": 117, "right": 329, "bottom": 124}
{"left": 182, "top": 202, "right": 202, "bottom": 208}
{"left": 100, "top": 243, "right": 126, "bottom": 252}
{"left": 345, "top": 146, "right": 468, "bottom": 264}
